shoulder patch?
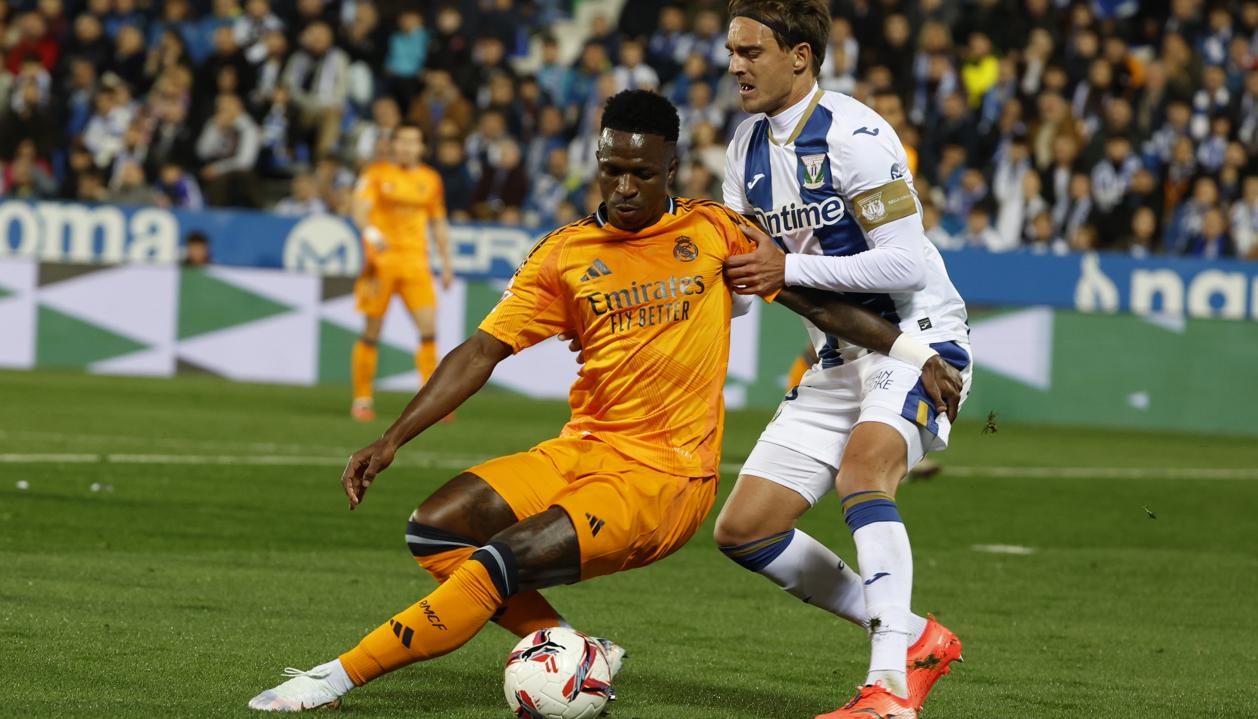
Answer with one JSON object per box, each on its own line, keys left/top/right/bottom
{"left": 852, "top": 179, "right": 917, "bottom": 231}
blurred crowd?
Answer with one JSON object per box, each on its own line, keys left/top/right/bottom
{"left": 1, "top": 0, "right": 1256, "bottom": 259}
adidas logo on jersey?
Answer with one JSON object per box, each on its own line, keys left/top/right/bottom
{"left": 579, "top": 259, "right": 613, "bottom": 282}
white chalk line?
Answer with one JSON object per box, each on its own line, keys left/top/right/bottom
{"left": 0, "top": 451, "right": 1256, "bottom": 480}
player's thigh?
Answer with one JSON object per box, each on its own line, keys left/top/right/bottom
{"left": 410, "top": 472, "right": 519, "bottom": 544}
{"left": 399, "top": 272, "right": 437, "bottom": 328}
{"left": 355, "top": 269, "right": 397, "bottom": 319}
{"left": 834, "top": 419, "right": 917, "bottom": 498}
{"left": 714, "top": 449, "right": 827, "bottom": 546}
{"left": 463, "top": 449, "right": 570, "bottom": 523}
{"left": 551, "top": 462, "right": 717, "bottom": 580}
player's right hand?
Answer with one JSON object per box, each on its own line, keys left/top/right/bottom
{"left": 341, "top": 439, "right": 397, "bottom": 510}
{"left": 558, "top": 331, "right": 586, "bottom": 363}
{"left": 920, "top": 356, "right": 963, "bottom": 423}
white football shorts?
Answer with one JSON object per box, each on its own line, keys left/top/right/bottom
{"left": 740, "top": 341, "right": 972, "bottom": 506}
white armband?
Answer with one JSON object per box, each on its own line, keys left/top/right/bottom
{"left": 889, "top": 334, "right": 938, "bottom": 369}
{"left": 362, "top": 225, "right": 385, "bottom": 247}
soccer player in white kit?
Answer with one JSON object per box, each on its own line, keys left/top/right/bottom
{"left": 713, "top": 3, "right": 972, "bottom": 718}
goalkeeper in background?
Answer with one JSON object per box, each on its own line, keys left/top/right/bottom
{"left": 349, "top": 122, "right": 453, "bottom": 421}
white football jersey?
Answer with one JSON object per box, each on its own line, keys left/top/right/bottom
{"left": 724, "top": 89, "right": 969, "bottom": 366}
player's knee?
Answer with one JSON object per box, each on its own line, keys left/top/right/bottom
{"left": 481, "top": 508, "right": 580, "bottom": 593}
{"left": 405, "top": 513, "right": 478, "bottom": 579}
{"left": 358, "top": 334, "right": 379, "bottom": 346}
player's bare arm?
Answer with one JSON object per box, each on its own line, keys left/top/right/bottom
{"left": 341, "top": 330, "right": 511, "bottom": 509}
{"left": 432, "top": 214, "right": 454, "bottom": 290}
{"left": 734, "top": 223, "right": 962, "bottom": 420}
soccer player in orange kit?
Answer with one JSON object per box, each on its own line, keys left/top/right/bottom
{"left": 247, "top": 90, "right": 961, "bottom": 712}
{"left": 350, "top": 122, "right": 453, "bottom": 421}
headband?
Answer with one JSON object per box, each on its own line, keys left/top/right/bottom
{"left": 733, "top": 12, "right": 807, "bottom": 50}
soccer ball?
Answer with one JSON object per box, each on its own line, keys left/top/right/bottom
{"left": 503, "top": 628, "right": 613, "bottom": 719}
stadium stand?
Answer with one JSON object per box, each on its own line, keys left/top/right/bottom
{"left": 0, "top": 0, "right": 1255, "bottom": 258}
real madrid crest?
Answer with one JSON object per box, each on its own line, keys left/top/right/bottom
{"left": 673, "top": 236, "right": 698, "bottom": 262}
{"left": 800, "top": 153, "right": 827, "bottom": 190}
{"left": 858, "top": 192, "right": 887, "bottom": 223}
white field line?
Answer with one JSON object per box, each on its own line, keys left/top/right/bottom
{"left": 0, "top": 451, "right": 1255, "bottom": 481}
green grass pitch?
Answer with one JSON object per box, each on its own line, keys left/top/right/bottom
{"left": 2, "top": 369, "right": 1256, "bottom": 718}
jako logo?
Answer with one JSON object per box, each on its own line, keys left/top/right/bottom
{"left": 753, "top": 197, "right": 846, "bottom": 237}
{"left": 283, "top": 215, "right": 361, "bottom": 276}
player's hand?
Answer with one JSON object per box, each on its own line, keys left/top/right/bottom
{"left": 341, "top": 438, "right": 397, "bottom": 510}
{"left": 725, "top": 224, "right": 786, "bottom": 296}
{"left": 441, "top": 265, "right": 454, "bottom": 291}
{"left": 920, "top": 356, "right": 963, "bottom": 424}
{"left": 558, "top": 331, "right": 585, "bottom": 363}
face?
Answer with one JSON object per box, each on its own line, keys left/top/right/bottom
{"left": 595, "top": 128, "right": 676, "bottom": 231}
{"left": 1133, "top": 208, "right": 1155, "bottom": 237}
{"left": 727, "top": 17, "right": 808, "bottom": 115}
{"left": 392, "top": 127, "right": 423, "bottom": 166}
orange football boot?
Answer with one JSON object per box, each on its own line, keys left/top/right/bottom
{"left": 350, "top": 399, "right": 376, "bottom": 422}
{"left": 906, "top": 614, "right": 963, "bottom": 710}
{"left": 815, "top": 684, "right": 917, "bottom": 719}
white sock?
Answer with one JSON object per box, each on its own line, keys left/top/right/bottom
{"left": 313, "top": 658, "right": 355, "bottom": 694}
{"left": 756, "top": 529, "right": 868, "bottom": 628}
{"left": 721, "top": 529, "right": 928, "bottom": 644}
{"left": 852, "top": 520, "right": 915, "bottom": 699}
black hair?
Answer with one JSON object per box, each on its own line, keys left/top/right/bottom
{"left": 601, "top": 90, "right": 680, "bottom": 143}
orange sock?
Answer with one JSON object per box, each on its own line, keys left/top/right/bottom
{"left": 417, "top": 338, "right": 437, "bottom": 384}
{"left": 339, "top": 560, "right": 503, "bottom": 686}
{"left": 413, "top": 543, "right": 564, "bottom": 638}
{"left": 351, "top": 340, "right": 379, "bottom": 401}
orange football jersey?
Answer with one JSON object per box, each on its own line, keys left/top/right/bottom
{"left": 354, "top": 162, "right": 447, "bottom": 259}
{"left": 479, "top": 197, "right": 770, "bottom": 478}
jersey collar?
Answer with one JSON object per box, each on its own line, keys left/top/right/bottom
{"left": 593, "top": 196, "right": 677, "bottom": 229}
{"left": 767, "top": 84, "right": 823, "bottom": 147}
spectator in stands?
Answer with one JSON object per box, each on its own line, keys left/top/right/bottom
{"left": 235, "top": 0, "right": 284, "bottom": 65}
{"left": 196, "top": 92, "right": 260, "bottom": 207}
{"left": 995, "top": 158, "right": 1048, "bottom": 251}
{"left": 1232, "top": 175, "right": 1258, "bottom": 258}
{"left": 82, "top": 76, "right": 135, "bottom": 169}
{"left": 464, "top": 108, "right": 509, "bottom": 181}
{"left": 1057, "top": 173, "right": 1093, "bottom": 246}
{"left": 464, "top": 36, "right": 516, "bottom": 105}
{"left": 347, "top": 96, "right": 400, "bottom": 168}
{"left": 191, "top": 0, "right": 241, "bottom": 66}
{"left": 110, "top": 25, "right": 148, "bottom": 92}
{"left": 199, "top": 25, "right": 256, "bottom": 117}
{"left": 1090, "top": 134, "right": 1142, "bottom": 239}
{"left": 2, "top": 148, "right": 56, "bottom": 199}
{"left": 273, "top": 171, "right": 326, "bottom": 216}
{"left": 283, "top": 21, "right": 348, "bottom": 157}
{"left": 471, "top": 138, "right": 527, "bottom": 222}
{"left": 184, "top": 231, "right": 211, "bottom": 266}
{"left": 536, "top": 36, "right": 572, "bottom": 107}
{"left": 426, "top": 5, "right": 472, "bottom": 79}
{"left": 256, "top": 84, "right": 299, "bottom": 176}
{"left": 155, "top": 161, "right": 203, "bottom": 209}
{"left": 1186, "top": 207, "right": 1236, "bottom": 258}
{"left": 958, "top": 203, "right": 1003, "bottom": 250}
{"left": 408, "top": 69, "right": 473, "bottom": 143}
{"left": 678, "top": 159, "right": 719, "bottom": 202}
{"left": 921, "top": 203, "right": 958, "bottom": 250}
{"left": 679, "top": 9, "right": 726, "bottom": 79}
{"left": 248, "top": 30, "right": 287, "bottom": 112}
{"left": 145, "top": 96, "right": 197, "bottom": 179}
{"left": 64, "top": 14, "right": 112, "bottom": 76}
{"left": 611, "top": 37, "right": 658, "bottom": 93}
{"left": 1, "top": 76, "right": 55, "bottom": 159}
{"left": 383, "top": 8, "right": 428, "bottom": 108}
{"left": 6, "top": 12, "right": 58, "bottom": 74}
{"left": 433, "top": 138, "right": 473, "bottom": 222}
{"left": 525, "top": 146, "right": 578, "bottom": 228}
{"left": 678, "top": 82, "right": 724, "bottom": 152}
{"left": 108, "top": 159, "right": 161, "bottom": 205}
{"left": 646, "top": 5, "right": 687, "bottom": 87}
{"left": 1166, "top": 176, "right": 1220, "bottom": 255}
{"left": 524, "top": 105, "right": 568, "bottom": 180}
{"left": 1124, "top": 206, "right": 1159, "bottom": 259}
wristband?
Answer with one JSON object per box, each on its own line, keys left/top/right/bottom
{"left": 362, "top": 225, "right": 385, "bottom": 247}
{"left": 889, "top": 334, "right": 938, "bottom": 369}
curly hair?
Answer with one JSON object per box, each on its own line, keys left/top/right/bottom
{"left": 601, "top": 90, "right": 680, "bottom": 143}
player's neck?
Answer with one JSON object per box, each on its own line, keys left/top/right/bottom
{"left": 767, "top": 76, "right": 818, "bottom": 119}
{"left": 767, "top": 79, "right": 820, "bottom": 142}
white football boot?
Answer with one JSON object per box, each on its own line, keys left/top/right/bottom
{"left": 248, "top": 666, "right": 347, "bottom": 712}
{"left": 590, "top": 637, "right": 627, "bottom": 702}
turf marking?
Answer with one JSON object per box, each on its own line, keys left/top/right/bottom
{"left": 970, "top": 544, "right": 1036, "bottom": 555}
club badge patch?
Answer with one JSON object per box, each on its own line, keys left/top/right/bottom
{"left": 800, "top": 153, "right": 827, "bottom": 190}
{"left": 858, "top": 193, "right": 887, "bottom": 223}
{"left": 673, "top": 236, "right": 698, "bottom": 262}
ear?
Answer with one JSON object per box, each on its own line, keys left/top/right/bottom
{"left": 793, "top": 42, "right": 812, "bottom": 74}
{"left": 667, "top": 152, "right": 678, "bottom": 184}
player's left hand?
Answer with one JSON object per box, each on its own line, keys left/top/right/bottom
{"left": 725, "top": 224, "right": 786, "bottom": 295}
{"left": 341, "top": 438, "right": 397, "bottom": 510}
{"left": 920, "top": 356, "right": 963, "bottom": 423}
{"left": 441, "top": 265, "right": 454, "bottom": 291}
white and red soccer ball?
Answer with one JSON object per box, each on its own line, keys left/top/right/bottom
{"left": 503, "top": 628, "right": 613, "bottom": 719}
